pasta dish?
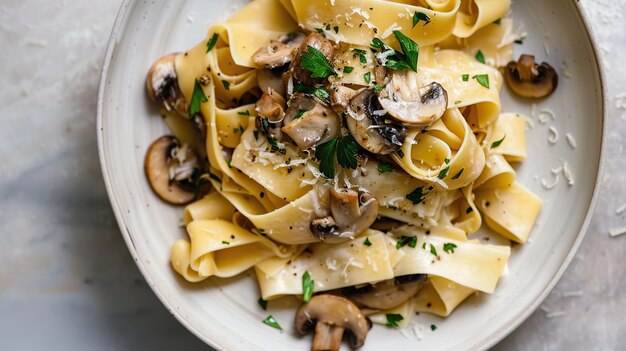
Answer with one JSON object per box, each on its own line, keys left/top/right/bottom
{"left": 143, "top": 0, "right": 558, "bottom": 349}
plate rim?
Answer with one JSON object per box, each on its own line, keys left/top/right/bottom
{"left": 96, "top": 1, "right": 607, "bottom": 350}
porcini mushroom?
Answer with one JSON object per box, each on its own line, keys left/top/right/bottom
{"left": 310, "top": 188, "right": 378, "bottom": 243}
{"left": 295, "top": 294, "right": 370, "bottom": 351}
{"left": 503, "top": 54, "right": 558, "bottom": 98}
{"left": 145, "top": 53, "right": 187, "bottom": 116}
{"left": 281, "top": 95, "right": 340, "bottom": 150}
{"left": 252, "top": 32, "right": 306, "bottom": 69}
{"left": 145, "top": 136, "right": 200, "bottom": 205}
{"left": 346, "top": 88, "right": 405, "bottom": 155}
{"left": 342, "top": 274, "right": 427, "bottom": 310}
{"left": 289, "top": 33, "right": 336, "bottom": 86}
{"left": 378, "top": 70, "right": 448, "bottom": 126}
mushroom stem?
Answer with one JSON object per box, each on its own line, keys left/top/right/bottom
{"left": 312, "top": 324, "right": 345, "bottom": 351}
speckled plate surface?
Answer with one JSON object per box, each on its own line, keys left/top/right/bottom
{"left": 97, "top": 0, "right": 606, "bottom": 350}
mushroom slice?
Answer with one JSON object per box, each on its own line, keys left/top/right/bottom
{"left": 330, "top": 85, "right": 357, "bottom": 111}
{"left": 252, "top": 32, "right": 306, "bottom": 69}
{"left": 281, "top": 100, "right": 340, "bottom": 150}
{"left": 295, "top": 294, "right": 370, "bottom": 351}
{"left": 257, "top": 69, "right": 286, "bottom": 97}
{"left": 347, "top": 88, "right": 406, "bottom": 155}
{"left": 342, "top": 274, "right": 427, "bottom": 310}
{"left": 255, "top": 90, "right": 287, "bottom": 140}
{"left": 146, "top": 53, "right": 187, "bottom": 115}
{"left": 289, "top": 32, "right": 336, "bottom": 86}
{"left": 145, "top": 136, "right": 200, "bottom": 205}
{"left": 504, "top": 54, "right": 558, "bottom": 98}
{"left": 378, "top": 70, "right": 448, "bottom": 126}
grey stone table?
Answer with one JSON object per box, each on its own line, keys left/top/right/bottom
{"left": 0, "top": 0, "right": 624, "bottom": 350}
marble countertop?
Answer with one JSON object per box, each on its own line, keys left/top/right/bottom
{"left": 1, "top": 0, "right": 624, "bottom": 350}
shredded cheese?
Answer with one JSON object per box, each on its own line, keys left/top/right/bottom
{"left": 565, "top": 133, "right": 577, "bottom": 149}
{"left": 609, "top": 225, "right": 626, "bottom": 237}
{"left": 548, "top": 126, "right": 559, "bottom": 144}
{"left": 562, "top": 290, "right": 584, "bottom": 297}
{"left": 562, "top": 161, "right": 574, "bottom": 186}
{"left": 615, "top": 202, "right": 626, "bottom": 215}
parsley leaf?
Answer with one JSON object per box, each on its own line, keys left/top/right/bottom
{"left": 462, "top": 74, "right": 469, "bottom": 82}
{"left": 514, "top": 39, "right": 524, "bottom": 45}
{"left": 333, "top": 26, "right": 339, "bottom": 33}
{"left": 466, "top": 207, "right": 474, "bottom": 214}
{"left": 294, "top": 109, "right": 309, "bottom": 119}
{"left": 374, "top": 84, "right": 384, "bottom": 92}
{"left": 473, "top": 74, "right": 490, "bottom": 89}
{"left": 262, "top": 315, "right": 282, "bottom": 330}
{"left": 392, "top": 30, "right": 419, "bottom": 72}
{"left": 475, "top": 49, "right": 485, "bottom": 64}
{"left": 386, "top": 313, "right": 404, "bottom": 327}
{"left": 258, "top": 297, "right": 268, "bottom": 310}
{"left": 268, "top": 137, "right": 286, "bottom": 154}
{"left": 396, "top": 235, "right": 417, "bottom": 249}
{"left": 364, "top": 237, "right": 372, "bottom": 246}
{"left": 443, "top": 243, "right": 457, "bottom": 254}
{"left": 451, "top": 168, "right": 464, "bottom": 180}
{"left": 437, "top": 166, "right": 449, "bottom": 179}
{"left": 237, "top": 110, "right": 250, "bottom": 116}
{"left": 371, "top": 37, "right": 384, "bottom": 49}
{"left": 301, "top": 45, "right": 336, "bottom": 78}
{"left": 206, "top": 33, "right": 219, "bottom": 53}
{"left": 364, "top": 71, "right": 371, "bottom": 84}
{"left": 315, "top": 138, "right": 338, "bottom": 178}
{"left": 188, "top": 79, "right": 208, "bottom": 118}
{"left": 343, "top": 66, "right": 354, "bottom": 73}
{"left": 352, "top": 48, "right": 367, "bottom": 64}
{"left": 293, "top": 84, "right": 330, "bottom": 104}
{"left": 431, "top": 324, "right": 438, "bottom": 331}
{"left": 491, "top": 134, "right": 506, "bottom": 149}
{"left": 336, "top": 135, "right": 359, "bottom": 169}
{"left": 378, "top": 162, "right": 393, "bottom": 174}
{"left": 406, "top": 186, "right": 430, "bottom": 204}
{"left": 493, "top": 18, "right": 502, "bottom": 25}
{"left": 412, "top": 11, "right": 431, "bottom": 27}
{"left": 221, "top": 79, "right": 230, "bottom": 90}
{"left": 221, "top": 240, "right": 230, "bottom": 245}
{"left": 429, "top": 243, "right": 438, "bottom": 256}
{"left": 302, "top": 271, "right": 314, "bottom": 302}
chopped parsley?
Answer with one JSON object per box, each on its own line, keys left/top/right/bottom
{"left": 462, "top": 74, "right": 469, "bottom": 82}
{"left": 514, "top": 39, "right": 524, "bottom": 45}
{"left": 315, "top": 137, "right": 338, "bottom": 178}
{"left": 316, "top": 135, "right": 359, "bottom": 178}
{"left": 412, "top": 11, "right": 431, "bottom": 27}
{"left": 451, "top": 168, "right": 464, "bottom": 180}
{"left": 455, "top": 100, "right": 462, "bottom": 105}
{"left": 443, "top": 243, "right": 457, "bottom": 254}
{"left": 370, "top": 37, "right": 384, "bottom": 49}
{"left": 475, "top": 49, "right": 486, "bottom": 64}
{"left": 377, "top": 162, "right": 393, "bottom": 174}
{"left": 493, "top": 18, "right": 502, "bottom": 25}
{"left": 302, "top": 271, "right": 314, "bottom": 302}
{"left": 437, "top": 166, "right": 450, "bottom": 179}
{"left": 333, "top": 26, "right": 339, "bottom": 33}
{"left": 293, "top": 109, "right": 308, "bottom": 119}
{"left": 406, "top": 186, "right": 431, "bottom": 204}
{"left": 364, "top": 237, "right": 372, "bottom": 246}
{"left": 258, "top": 297, "right": 268, "bottom": 310}
{"left": 392, "top": 30, "right": 419, "bottom": 72}
{"left": 221, "top": 79, "right": 230, "bottom": 90}
{"left": 301, "top": 45, "right": 336, "bottom": 78}
{"left": 336, "top": 135, "right": 359, "bottom": 169}
{"left": 258, "top": 228, "right": 266, "bottom": 234}
{"left": 343, "top": 66, "right": 354, "bottom": 73}
{"left": 206, "top": 33, "right": 219, "bottom": 53}
{"left": 444, "top": 158, "right": 450, "bottom": 164}
{"left": 429, "top": 243, "right": 438, "bottom": 256}
{"left": 262, "top": 315, "right": 282, "bottom": 330}
{"left": 188, "top": 79, "right": 208, "bottom": 118}
{"left": 385, "top": 313, "right": 404, "bottom": 327}
{"left": 396, "top": 235, "right": 417, "bottom": 249}
{"left": 473, "top": 74, "right": 490, "bottom": 89}
{"left": 374, "top": 84, "right": 384, "bottom": 92}
{"left": 466, "top": 206, "right": 474, "bottom": 214}
{"left": 370, "top": 32, "right": 419, "bottom": 72}
{"left": 491, "top": 134, "right": 506, "bottom": 149}
{"left": 268, "top": 137, "right": 286, "bottom": 154}
{"left": 431, "top": 324, "right": 437, "bottom": 331}
{"left": 293, "top": 84, "right": 330, "bottom": 104}
{"left": 221, "top": 240, "right": 230, "bottom": 245}
{"left": 233, "top": 128, "right": 239, "bottom": 134}
{"left": 363, "top": 71, "right": 371, "bottom": 84}
{"left": 237, "top": 110, "right": 250, "bottom": 116}
{"left": 352, "top": 48, "right": 368, "bottom": 64}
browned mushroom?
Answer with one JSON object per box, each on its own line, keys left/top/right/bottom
{"left": 281, "top": 95, "right": 340, "bottom": 150}
{"left": 145, "top": 136, "right": 201, "bottom": 205}
{"left": 255, "top": 89, "right": 287, "bottom": 140}
{"left": 342, "top": 274, "right": 427, "bottom": 310}
{"left": 289, "top": 33, "right": 336, "bottom": 86}
{"left": 252, "top": 32, "right": 306, "bottom": 69}
{"left": 145, "top": 53, "right": 187, "bottom": 116}
{"left": 310, "top": 188, "right": 378, "bottom": 243}
{"left": 346, "top": 88, "right": 406, "bottom": 155}
{"left": 330, "top": 85, "right": 357, "bottom": 111}
{"left": 295, "top": 294, "right": 370, "bottom": 351}
{"left": 378, "top": 70, "right": 448, "bottom": 126}
{"left": 503, "top": 54, "right": 558, "bottom": 98}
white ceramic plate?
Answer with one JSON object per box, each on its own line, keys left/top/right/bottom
{"left": 98, "top": 1, "right": 605, "bottom": 350}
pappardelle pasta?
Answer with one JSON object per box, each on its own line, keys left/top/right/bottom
{"left": 143, "top": 0, "right": 558, "bottom": 349}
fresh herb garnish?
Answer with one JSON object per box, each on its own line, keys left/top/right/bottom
{"left": 315, "top": 137, "right": 338, "bottom": 178}
{"left": 336, "top": 135, "right": 359, "bottom": 169}
{"left": 294, "top": 109, "right": 308, "bottom": 119}
{"left": 262, "top": 315, "right": 282, "bottom": 330}
{"left": 431, "top": 324, "right": 437, "bottom": 331}
{"left": 363, "top": 72, "right": 371, "bottom": 84}
{"left": 206, "top": 33, "right": 219, "bottom": 53}
{"left": 325, "top": 23, "right": 330, "bottom": 31}
{"left": 473, "top": 74, "right": 490, "bottom": 89}
{"left": 443, "top": 243, "right": 457, "bottom": 254}
{"left": 258, "top": 228, "right": 266, "bottom": 234}
{"left": 406, "top": 186, "right": 430, "bottom": 204}
{"left": 301, "top": 45, "right": 336, "bottom": 78}
{"left": 377, "top": 162, "right": 393, "bottom": 173}
{"left": 437, "top": 166, "right": 450, "bottom": 179}
{"left": 268, "top": 137, "right": 286, "bottom": 154}
{"left": 238, "top": 110, "right": 250, "bottom": 116}
{"left": 302, "top": 271, "right": 314, "bottom": 302}
{"left": 333, "top": 26, "right": 339, "bottom": 33}
{"left": 352, "top": 48, "right": 367, "bottom": 64}
{"left": 396, "top": 235, "right": 417, "bottom": 249}
{"left": 364, "top": 237, "right": 372, "bottom": 246}
{"left": 189, "top": 79, "right": 208, "bottom": 118}
{"left": 493, "top": 18, "right": 502, "bottom": 25}
{"left": 221, "top": 240, "right": 230, "bottom": 245}
{"left": 221, "top": 79, "right": 230, "bottom": 90}
{"left": 258, "top": 297, "right": 268, "bottom": 310}
{"left": 385, "top": 313, "right": 404, "bottom": 327}
{"left": 392, "top": 30, "right": 419, "bottom": 72}
{"left": 514, "top": 39, "right": 524, "bottom": 45}
{"left": 491, "top": 134, "right": 506, "bottom": 149}
{"left": 429, "top": 243, "right": 438, "bottom": 256}
{"left": 466, "top": 206, "right": 474, "bottom": 214}
{"left": 293, "top": 84, "right": 330, "bottom": 104}
{"left": 455, "top": 100, "right": 462, "bottom": 105}
{"left": 444, "top": 158, "right": 450, "bottom": 164}
{"left": 475, "top": 49, "right": 485, "bottom": 64}
{"left": 462, "top": 74, "right": 469, "bottom": 82}
{"left": 374, "top": 84, "right": 384, "bottom": 92}
{"left": 371, "top": 37, "right": 384, "bottom": 49}
{"left": 412, "top": 11, "right": 431, "bottom": 27}
{"left": 343, "top": 66, "right": 354, "bottom": 73}
{"left": 451, "top": 168, "right": 464, "bottom": 180}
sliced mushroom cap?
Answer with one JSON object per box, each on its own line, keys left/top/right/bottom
{"left": 289, "top": 33, "right": 336, "bottom": 86}
{"left": 504, "top": 54, "right": 558, "bottom": 98}
{"left": 347, "top": 88, "right": 405, "bottom": 155}
{"left": 146, "top": 53, "right": 187, "bottom": 115}
{"left": 378, "top": 70, "right": 448, "bottom": 126}
{"left": 281, "top": 99, "right": 340, "bottom": 150}
{"left": 252, "top": 32, "right": 306, "bottom": 69}
{"left": 342, "top": 274, "right": 427, "bottom": 310}
{"left": 295, "top": 294, "right": 370, "bottom": 351}
{"left": 257, "top": 69, "right": 286, "bottom": 97}
{"left": 145, "top": 136, "right": 200, "bottom": 205}
{"left": 255, "top": 90, "right": 287, "bottom": 140}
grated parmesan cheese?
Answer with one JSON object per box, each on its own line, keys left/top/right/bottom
{"left": 541, "top": 174, "right": 560, "bottom": 190}
{"left": 538, "top": 108, "right": 556, "bottom": 124}
{"left": 609, "top": 226, "right": 626, "bottom": 237}
{"left": 562, "top": 161, "right": 574, "bottom": 186}
{"left": 548, "top": 126, "right": 559, "bottom": 144}
{"left": 562, "top": 290, "right": 584, "bottom": 297}
{"left": 546, "top": 311, "right": 566, "bottom": 318}
{"left": 615, "top": 202, "right": 626, "bottom": 215}
{"left": 561, "top": 61, "right": 572, "bottom": 79}
{"left": 615, "top": 93, "right": 626, "bottom": 109}
{"left": 565, "top": 133, "right": 577, "bottom": 149}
